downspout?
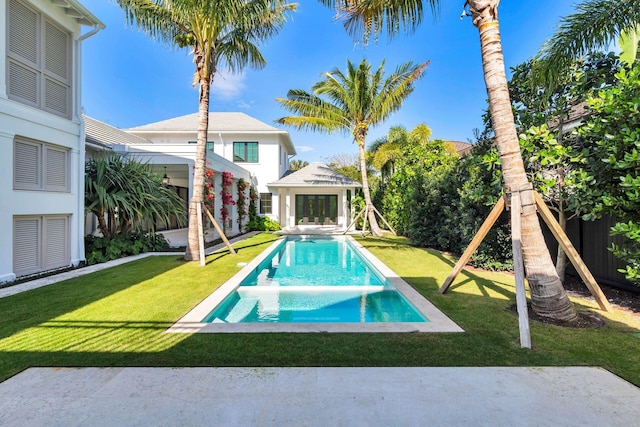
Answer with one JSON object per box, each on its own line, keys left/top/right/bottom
{"left": 218, "top": 132, "right": 225, "bottom": 158}
{"left": 76, "top": 24, "right": 104, "bottom": 265}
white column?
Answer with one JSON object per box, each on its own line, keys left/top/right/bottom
{"left": 285, "top": 189, "right": 291, "bottom": 228}
{"left": 342, "top": 189, "right": 348, "bottom": 229}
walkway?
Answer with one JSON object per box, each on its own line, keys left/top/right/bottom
{"left": 0, "top": 366, "right": 639, "bottom": 426}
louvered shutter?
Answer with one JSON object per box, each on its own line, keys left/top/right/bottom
{"left": 8, "top": 0, "right": 38, "bottom": 64}
{"left": 14, "top": 140, "right": 41, "bottom": 189}
{"left": 14, "top": 217, "right": 41, "bottom": 276}
{"left": 7, "top": 0, "right": 40, "bottom": 106}
{"left": 44, "top": 145, "right": 68, "bottom": 191}
{"left": 44, "top": 20, "right": 70, "bottom": 117}
{"left": 43, "top": 216, "right": 69, "bottom": 269}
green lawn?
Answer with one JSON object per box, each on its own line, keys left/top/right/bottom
{"left": 1, "top": 232, "right": 639, "bottom": 386}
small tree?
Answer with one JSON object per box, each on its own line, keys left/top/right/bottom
{"left": 85, "top": 155, "right": 186, "bottom": 238}
{"left": 276, "top": 58, "right": 428, "bottom": 236}
{"left": 577, "top": 65, "right": 640, "bottom": 285}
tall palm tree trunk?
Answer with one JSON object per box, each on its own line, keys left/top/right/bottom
{"left": 185, "top": 63, "right": 211, "bottom": 261}
{"left": 471, "top": 2, "right": 577, "bottom": 321}
{"left": 358, "top": 141, "right": 382, "bottom": 236}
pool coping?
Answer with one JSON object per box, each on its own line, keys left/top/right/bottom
{"left": 167, "top": 235, "right": 464, "bottom": 333}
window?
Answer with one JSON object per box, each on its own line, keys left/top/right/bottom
{"left": 14, "top": 138, "right": 69, "bottom": 192}
{"left": 233, "top": 142, "right": 259, "bottom": 163}
{"left": 14, "top": 215, "right": 69, "bottom": 276}
{"left": 7, "top": 0, "right": 72, "bottom": 118}
{"left": 188, "top": 141, "right": 215, "bottom": 151}
{"left": 260, "top": 193, "right": 272, "bottom": 214}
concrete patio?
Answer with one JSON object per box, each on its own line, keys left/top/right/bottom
{"left": 0, "top": 366, "right": 638, "bottom": 426}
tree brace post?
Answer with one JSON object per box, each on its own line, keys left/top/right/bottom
{"left": 508, "top": 184, "right": 532, "bottom": 349}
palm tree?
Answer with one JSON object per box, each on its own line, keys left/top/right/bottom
{"left": 369, "top": 126, "right": 407, "bottom": 183}
{"left": 537, "top": 0, "right": 640, "bottom": 79}
{"left": 115, "top": 0, "right": 296, "bottom": 261}
{"left": 320, "top": 0, "right": 577, "bottom": 321}
{"left": 276, "top": 58, "right": 428, "bottom": 236}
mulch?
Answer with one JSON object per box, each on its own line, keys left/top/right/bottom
{"left": 509, "top": 275, "right": 639, "bottom": 328}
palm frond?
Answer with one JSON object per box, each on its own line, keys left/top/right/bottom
{"left": 537, "top": 0, "right": 640, "bottom": 84}
{"left": 319, "top": 0, "right": 439, "bottom": 43}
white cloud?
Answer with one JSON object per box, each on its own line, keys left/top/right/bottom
{"left": 295, "top": 145, "right": 315, "bottom": 153}
{"left": 211, "top": 71, "right": 246, "bottom": 100}
{"left": 236, "top": 100, "right": 254, "bottom": 110}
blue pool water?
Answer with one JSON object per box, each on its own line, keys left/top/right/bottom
{"left": 203, "top": 236, "right": 427, "bottom": 323}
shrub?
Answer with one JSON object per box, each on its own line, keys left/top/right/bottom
{"left": 85, "top": 232, "right": 170, "bottom": 265}
{"left": 246, "top": 216, "right": 281, "bottom": 232}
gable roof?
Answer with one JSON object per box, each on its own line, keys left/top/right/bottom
{"left": 125, "top": 112, "right": 296, "bottom": 155}
{"left": 126, "top": 112, "right": 281, "bottom": 133}
{"left": 84, "top": 115, "right": 152, "bottom": 147}
{"left": 268, "top": 163, "right": 362, "bottom": 188}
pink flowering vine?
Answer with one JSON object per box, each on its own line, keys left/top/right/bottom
{"left": 203, "top": 166, "right": 215, "bottom": 214}
{"left": 220, "top": 171, "right": 235, "bottom": 232}
{"left": 236, "top": 178, "right": 249, "bottom": 231}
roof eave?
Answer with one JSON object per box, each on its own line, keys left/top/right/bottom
{"left": 62, "top": 0, "right": 105, "bottom": 27}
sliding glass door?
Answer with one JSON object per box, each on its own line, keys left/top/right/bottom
{"left": 295, "top": 195, "right": 338, "bottom": 225}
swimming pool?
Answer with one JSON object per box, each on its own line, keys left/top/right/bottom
{"left": 170, "top": 235, "right": 463, "bottom": 333}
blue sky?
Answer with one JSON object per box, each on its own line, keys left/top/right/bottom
{"left": 81, "top": 1, "right": 577, "bottom": 163}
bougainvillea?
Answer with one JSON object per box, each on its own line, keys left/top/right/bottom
{"left": 203, "top": 166, "right": 215, "bottom": 214}
{"left": 237, "top": 178, "right": 249, "bottom": 231}
{"left": 220, "top": 171, "right": 236, "bottom": 232}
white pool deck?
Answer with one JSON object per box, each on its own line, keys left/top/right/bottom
{"left": 0, "top": 366, "right": 639, "bottom": 426}
{"left": 2, "top": 231, "right": 640, "bottom": 425}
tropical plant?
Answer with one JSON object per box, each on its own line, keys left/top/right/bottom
{"left": 320, "top": 0, "right": 577, "bottom": 321}
{"left": 508, "top": 54, "right": 621, "bottom": 281}
{"left": 577, "top": 65, "right": 640, "bottom": 285}
{"left": 276, "top": 58, "right": 428, "bottom": 236}
{"left": 85, "top": 232, "right": 170, "bottom": 265}
{"left": 368, "top": 126, "right": 408, "bottom": 183}
{"left": 115, "top": 0, "right": 296, "bottom": 261}
{"left": 289, "top": 160, "right": 309, "bottom": 170}
{"left": 536, "top": 0, "right": 640, "bottom": 81}
{"left": 85, "top": 155, "right": 186, "bottom": 238}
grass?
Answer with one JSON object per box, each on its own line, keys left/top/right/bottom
{"left": 0, "top": 232, "right": 639, "bottom": 386}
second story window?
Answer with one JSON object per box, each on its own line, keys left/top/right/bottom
{"left": 233, "top": 142, "right": 258, "bottom": 163}
{"left": 188, "top": 141, "right": 215, "bottom": 151}
{"left": 6, "top": 0, "right": 72, "bottom": 119}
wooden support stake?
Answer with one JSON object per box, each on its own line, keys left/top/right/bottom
{"left": 195, "top": 202, "right": 205, "bottom": 266}
{"left": 511, "top": 191, "right": 532, "bottom": 349}
{"left": 372, "top": 205, "right": 397, "bottom": 236}
{"left": 533, "top": 192, "right": 612, "bottom": 312}
{"left": 439, "top": 197, "right": 505, "bottom": 294}
{"left": 202, "top": 204, "right": 237, "bottom": 255}
{"left": 343, "top": 206, "right": 366, "bottom": 235}
{"left": 361, "top": 204, "right": 369, "bottom": 237}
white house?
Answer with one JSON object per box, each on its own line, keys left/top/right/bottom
{"left": 125, "top": 112, "right": 296, "bottom": 223}
{"left": 268, "top": 162, "right": 361, "bottom": 231}
{"left": 83, "top": 115, "right": 254, "bottom": 243}
{"left": 0, "top": 0, "right": 103, "bottom": 283}
{"left": 90, "top": 113, "right": 360, "bottom": 234}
